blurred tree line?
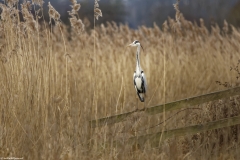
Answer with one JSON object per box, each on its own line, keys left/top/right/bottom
{"left": 19, "top": 0, "right": 240, "bottom": 29}
{"left": 124, "top": 0, "right": 240, "bottom": 29}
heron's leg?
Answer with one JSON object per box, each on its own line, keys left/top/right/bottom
{"left": 134, "top": 96, "right": 139, "bottom": 112}
{"left": 143, "top": 101, "right": 146, "bottom": 111}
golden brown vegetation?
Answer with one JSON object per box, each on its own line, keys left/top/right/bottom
{"left": 1, "top": 1, "right": 240, "bottom": 159}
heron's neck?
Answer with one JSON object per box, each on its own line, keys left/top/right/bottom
{"left": 136, "top": 45, "right": 141, "bottom": 74}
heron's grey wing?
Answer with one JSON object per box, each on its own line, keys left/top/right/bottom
{"left": 141, "top": 71, "right": 147, "bottom": 93}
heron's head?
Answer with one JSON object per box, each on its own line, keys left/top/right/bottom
{"left": 128, "top": 40, "right": 140, "bottom": 47}
{"left": 128, "top": 40, "right": 144, "bottom": 50}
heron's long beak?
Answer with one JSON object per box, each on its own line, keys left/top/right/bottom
{"left": 140, "top": 45, "right": 144, "bottom": 51}
{"left": 127, "top": 43, "right": 133, "bottom": 47}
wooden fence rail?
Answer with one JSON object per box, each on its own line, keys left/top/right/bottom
{"left": 90, "top": 87, "right": 240, "bottom": 128}
{"left": 126, "top": 115, "right": 240, "bottom": 148}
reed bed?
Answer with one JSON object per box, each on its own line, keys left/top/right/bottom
{"left": 1, "top": 1, "right": 240, "bottom": 159}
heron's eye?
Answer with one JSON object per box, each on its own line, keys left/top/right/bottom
{"left": 134, "top": 40, "right": 139, "bottom": 44}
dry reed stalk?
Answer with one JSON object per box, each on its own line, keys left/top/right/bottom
{"left": 92, "top": 1, "right": 103, "bottom": 149}
{"left": 159, "top": 48, "right": 166, "bottom": 147}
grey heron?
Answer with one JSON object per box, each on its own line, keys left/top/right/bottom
{"left": 128, "top": 40, "right": 147, "bottom": 102}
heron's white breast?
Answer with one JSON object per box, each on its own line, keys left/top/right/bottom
{"left": 135, "top": 77, "right": 142, "bottom": 90}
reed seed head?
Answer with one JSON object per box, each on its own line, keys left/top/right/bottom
{"left": 21, "top": 1, "right": 37, "bottom": 32}
{"left": 69, "top": 0, "right": 77, "bottom": 4}
{"left": 94, "top": 8, "right": 102, "bottom": 20}
{"left": 68, "top": 0, "right": 84, "bottom": 33}
{"left": 32, "top": 0, "right": 44, "bottom": 7}
{"left": 94, "top": 0, "right": 102, "bottom": 20}
{"left": 69, "top": 17, "right": 84, "bottom": 33}
{"left": 73, "top": 3, "right": 81, "bottom": 11}
{"left": 5, "top": 0, "right": 18, "bottom": 7}
{"left": 48, "top": 2, "right": 60, "bottom": 23}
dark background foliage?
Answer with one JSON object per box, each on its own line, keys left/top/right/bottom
{"left": 12, "top": 0, "right": 240, "bottom": 29}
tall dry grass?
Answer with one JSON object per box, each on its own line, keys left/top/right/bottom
{"left": 1, "top": 0, "right": 240, "bottom": 159}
